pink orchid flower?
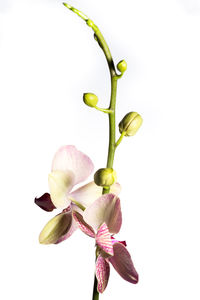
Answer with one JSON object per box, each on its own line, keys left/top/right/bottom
{"left": 72, "top": 193, "right": 139, "bottom": 293}
{"left": 35, "top": 145, "right": 121, "bottom": 244}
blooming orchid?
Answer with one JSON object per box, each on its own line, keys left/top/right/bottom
{"left": 36, "top": 3, "right": 143, "bottom": 299}
{"left": 35, "top": 145, "right": 121, "bottom": 244}
{"left": 72, "top": 193, "right": 138, "bottom": 293}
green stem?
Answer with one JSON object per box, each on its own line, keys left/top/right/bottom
{"left": 92, "top": 275, "right": 99, "bottom": 300}
{"left": 115, "top": 131, "right": 126, "bottom": 148}
{"left": 63, "top": 4, "right": 119, "bottom": 299}
{"left": 94, "top": 106, "right": 113, "bottom": 114}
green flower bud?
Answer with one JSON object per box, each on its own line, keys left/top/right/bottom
{"left": 119, "top": 112, "right": 143, "bottom": 136}
{"left": 117, "top": 60, "right": 127, "bottom": 73}
{"left": 94, "top": 168, "right": 117, "bottom": 188}
{"left": 83, "top": 93, "right": 98, "bottom": 108}
{"left": 39, "top": 212, "right": 72, "bottom": 244}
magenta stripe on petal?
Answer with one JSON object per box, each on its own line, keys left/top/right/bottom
{"left": 96, "top": 255, "right": 110, "bottom": 293}
{"left": 72, "top": 211, "right": 95, "bottom": 238}
{"left": 111, "top": 237, "right": 127, "bottom": 247}
{"left": 109, "top": 242, "right": 139, "bottom": 284}
{"left": 96, "top": 223, "right": 113, "bottom": 256}
{"left": 34, "top": 193, "right": 56, "bottom": 212}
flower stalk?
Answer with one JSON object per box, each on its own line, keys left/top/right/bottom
{"left": 62, "top": 3, "right": 140, "bottom": 299}
{"left": 63, "top": 3, "right": 120, "bottom": 299}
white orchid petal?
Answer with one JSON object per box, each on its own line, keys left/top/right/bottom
{"left": 48, "top": 170, "right": 74, "bottom": 209}
{"left": 70, "top": 181, "right": 121, "bottom": 208}
{"left": 52, "top": 145, "right": 94, "bottom": 185}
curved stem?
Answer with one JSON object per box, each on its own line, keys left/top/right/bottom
{"left": 115, "top": 131, "right": 126, "bottom": 148}
{"left": 94, "top": 106, "right": 113, "bottom": 114}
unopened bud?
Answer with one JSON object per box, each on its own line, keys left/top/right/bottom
{"left": 94, "top": 168, "right": 117, "bottom": 188}
{"left": 39, "top": 212, "right": 72, "bottom": 244}
{"left": 83, "top": 93, "right": 98, "bottom": 107}
{"left": 119, "top": 112, "right": 143, "bottom": 136}
{"left": 117, "top": 60, "right": 127, "bottom": 73}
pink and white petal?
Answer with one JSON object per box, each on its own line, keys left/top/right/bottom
{"left": 72, "top": 211, "right": 95, "bottom": 238}
{"left": 70, "top": 182, "right": 121, "bottom": 208}
{"left": 96, "top": 256, "right": 110, "bottom": 293}
{"left": 96, "top": 223, "right": 113, "bottom": 256}
{"left": 48, "top": 170, "right": 74, "bottom": 209}
{"left": 83, "top": 193, "right": 122, "bottom": 234}
{"left": 51, "top": 145, "right": 94, "bottom": 185}
{"left": 34, "top": 193, "right": 56, "bottom": 212}
{"left": 108, "top": 242, "right": 139, "bottom": 284}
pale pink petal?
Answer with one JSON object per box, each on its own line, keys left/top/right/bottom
{"left": 83, "top": 193, "right": 122, "bottom": 234}
{"left": 108, "top": 242, "right": 139, "bottom": 284}
{"left": 72, "top": 211, "right": 95, "bottom": 238}
{"left": 52, "top": 145, "right": 94, "bottom": 185}
{"left": 96, "top": 223, "right": 113, "bottom": 256}
{"left": 96, "top": 256, "right": 110, "bottom": 293}
{"left": 70, "top": 182, "right": 121, "bottom": 208}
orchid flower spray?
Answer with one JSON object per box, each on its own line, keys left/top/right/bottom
{"left": 35, "top": 3, "right": 143, "bottom": 299}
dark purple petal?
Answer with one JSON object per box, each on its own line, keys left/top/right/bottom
{"left": 108, "top": 242, "right": 139, "bottom": 284}
{"left": 35, "top": 193, "right": 56, "bottom": 212}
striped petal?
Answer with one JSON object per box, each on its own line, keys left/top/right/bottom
{"left": 108, "top": 242, "right": 139, "bottom": 284}
{"left": 83, "top": 193, "right": 122, "bottom": 234}
{"left": 96, "top": 223, "right": 113, "bottom": 256}
{"left": 52, "top": 145, "right": 94, "bottom": 185}
{"left": 96, "top": 256, "right": 110, "bottom": 293}
{"left": 70, "top": 181, "right": 121, "bottom": 208}
{"left": 72, "top": 211, "right": 95, "bottom": 238}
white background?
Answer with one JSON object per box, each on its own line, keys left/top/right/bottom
{"left": 0, "top": 0, "right": 200, "bottom": 299}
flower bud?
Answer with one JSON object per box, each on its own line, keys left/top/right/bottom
{"left": 117, "top": 60, "right": 127, "bottom": 73}
{"left": 94, "top": 168, "right": 117, "bottom": 188}
{"left": 83, "top": 93, "right": 98, "bottom": 108}
{"left": 119, "top": 112, "right": 143, "bottom": 136}
{"left": 39, "top": 212, "right": 72, "bottom": 244}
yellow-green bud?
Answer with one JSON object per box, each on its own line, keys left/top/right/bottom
{"left": 117, "top": 60, "right": 127, "bottom": 73}
{"left": 94, "top": 168, "right": 117, "bottom": 188}
{"left": 119, "top": 112, "right": 143, "bottom": 136}
{"left": 83, "top": 93, "right": 98, "bottom": 108}
{"left": 39, "top": 213, "right": 72, "bottom": 244}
